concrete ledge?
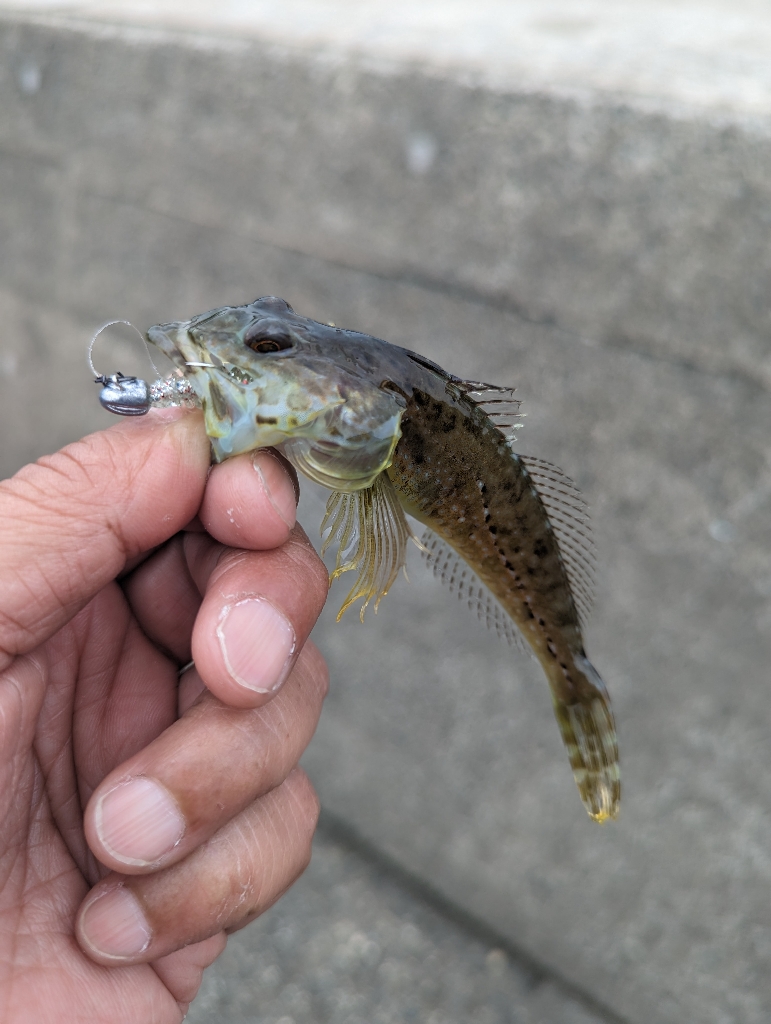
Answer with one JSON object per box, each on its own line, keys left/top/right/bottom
{"left": 3, "top": 3, "right": 771, "bottom": 387}
{"left": 187, "top": 820, "right": 615, "bottom": 1024}
{"left": 2, "top": 7, "right": 771, "bottom": 1024}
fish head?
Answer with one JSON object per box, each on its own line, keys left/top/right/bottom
{"left": 147, "top": 296, "right": 407, "bottom": 491}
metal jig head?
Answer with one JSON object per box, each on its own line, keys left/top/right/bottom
{"left": 96, "top": 372, "right": 151, "bottom": 416}
{"left": 94, "top": 370, "right": 199, "bottom": 416}
{"left": 89, "top": 319, "right": 201, "bottom": 416}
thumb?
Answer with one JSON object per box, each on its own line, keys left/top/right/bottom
{"left": 0, "top": 408, "right": 210, "bottom": 672}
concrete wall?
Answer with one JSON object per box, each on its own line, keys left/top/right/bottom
{"left": 2, "top": 7, "right": 771, "bottom": 1022}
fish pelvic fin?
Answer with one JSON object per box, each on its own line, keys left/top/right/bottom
{"left": 321, "top": 472, "right": 419, "bottom": 622}
{"left": 553, "top": 656, "right": 620, "bottom": 823}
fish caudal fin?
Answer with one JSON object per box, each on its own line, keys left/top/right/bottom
{"left": 553, "top": 656, "right": 620, "bottom": 822}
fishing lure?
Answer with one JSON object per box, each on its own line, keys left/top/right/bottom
{"left": 95, "top": 296, "right": 619, "bottom": 822}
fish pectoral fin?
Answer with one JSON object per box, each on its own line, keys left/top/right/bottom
{"left": 321, "top": 473, "right": 416, "bottom": 622}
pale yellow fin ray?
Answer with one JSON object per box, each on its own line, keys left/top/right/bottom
{"left": 320, "top": 473, "right": 417, "bottom": 621}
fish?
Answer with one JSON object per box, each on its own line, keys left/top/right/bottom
{"left": 142, "top": 295, "right": 619, "bottom": 822}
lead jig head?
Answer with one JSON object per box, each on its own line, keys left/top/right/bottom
{"left": 94, "top": 370, "right": 200, "bottom": 416}
{"left": 96, "top": 372, "right": 151, "bottom": 416}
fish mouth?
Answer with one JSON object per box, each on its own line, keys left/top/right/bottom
{"left": 146, "top": 322, "right": 194, "bottom": 372}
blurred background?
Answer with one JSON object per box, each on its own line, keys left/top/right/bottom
{"left": 3, "top": 2, "right": 771, "bottom": 1021}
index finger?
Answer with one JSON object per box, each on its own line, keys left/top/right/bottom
{"left": 0, "top": 408, "right": 209, "bottom": 672}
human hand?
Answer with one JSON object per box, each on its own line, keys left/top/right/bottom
{"left": 0, "top": 407, "right": 329, "bottom": 1022}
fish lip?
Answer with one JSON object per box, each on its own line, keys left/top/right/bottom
{"left": 146, "top": 323, "right": 188, "bottom": 370}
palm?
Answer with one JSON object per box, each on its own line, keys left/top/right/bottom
{"left": 3, "top": 579, "right": 211, "bottom": 1021}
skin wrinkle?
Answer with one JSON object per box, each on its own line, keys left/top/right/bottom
{"left": 123, "top": 538, "right": 200, "bottom": 665}
{"left": 215, "top": 715, "right": 269, "bottom": 775}
{"left": 11, "top": 960, "right": 182, "bottom": 1024}
{"left": 238, "top": 816, "right": 267, "bottom": 915}
{"left": 1, "top": 466, "right": 127, "bottom": 557}
{"left": 3, "top": 772, "right": 49, "bottom": 1001}
{"left": 279, "top": 527, "right": 327, "bottom": 581}
{"left": 267, "top": 777, "right": 310, "bottom": 899}
{"left": 30, "top": 422, "right": 169, "bottom": 534}
{"left": 70, "top": 600, "right": 134, "bottom": 718}
{"left": 33, "top": 629, "right": 88, "bottom": 877}
{"left": 208, "top": 831, "right": 248, "bottom": 931}
{"left": 257, "top": 808, "right": 313, "bottom": 923}
{"left": 273, "top": 708, "right": 295, "bottom": 744}
{"left": 257, "top": 809, "right": 278, "bottom": 913}
{"left": 235, "top": 672, "right": 308, "bottom": 750}
{"left": 207, "top": 533, "right": 318, "bottom": 603}
{"left": 0, "top": 420, "right": 206, "bottom": 671}
{"left": 259, "top": 712, "right": 288, "bottom": 749}
{"left": 0, "top": 552, "right": 112, "bottom": 671}
{"left": 274, "top": 783, "right": 303, "bottom": 871}
{"left": 32, "top": 702, "right": 83, "bottom": 869}
{"left": 36, "top": 444, "right": 107, "bottom": 492}
{"left": 198, "top": 552, "right": 252, "bottom": 596}
{"left": 0, "top": 729, "right": 40, "bottom": 868}
{"left": 0, "top": 683, "right": 26, "bottom": 804}
{"left": 0, "top": 589, "right": 49, "bottom": 665}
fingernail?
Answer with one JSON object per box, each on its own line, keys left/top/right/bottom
{"left": 95, "top": 777, "right": 185, "bottom": 866}
{"left": 217, "top": 597, "right": 296, "bottom": 693}
{"left": 252, "top": 450, "right": 298, "bottom": 528}
{"left": 80, "top": 887, "right": 151, "bottom": 959}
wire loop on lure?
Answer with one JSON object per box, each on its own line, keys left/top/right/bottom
{"left": 90, "top": 319, "right": 156, "bottom": 416}
{"left": 89, "top": 320, "right": 200, "bottom": 417}
{"left": 88, "top": 319, "right": 163, "bottom": 380}
{"left": 97, "top": 371, "right": 152, "bottom": 416}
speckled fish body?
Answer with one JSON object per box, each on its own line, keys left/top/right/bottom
{"left": 148, "top": 296, "right": 619, "bottom": 822}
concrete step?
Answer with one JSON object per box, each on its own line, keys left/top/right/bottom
{"left": 187, "top": 818, "right": 615, "bottom": 1024}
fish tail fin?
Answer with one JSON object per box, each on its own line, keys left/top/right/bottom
{"left": 553, "top": 655, "right": 620, "bottom": 823}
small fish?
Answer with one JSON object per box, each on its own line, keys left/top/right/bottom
{"left": 126, "top": 295, "right": 618, "bottom": 822}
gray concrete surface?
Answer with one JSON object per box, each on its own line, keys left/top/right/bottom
{"left": 1, "top": 6, "right": 771, "bottom": 1024}
{"left": 4, "top": 2, "right": 771, "bottom": 389}
{"left": 186, "top": 820, "right": 614, "bottom": 1024}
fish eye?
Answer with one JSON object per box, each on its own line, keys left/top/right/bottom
{"left": 243, "top": 320, "right": 295, "bottom": 354}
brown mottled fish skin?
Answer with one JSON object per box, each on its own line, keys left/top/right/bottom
{"left": 145, "top": 296, "right": 619, "bottom": 822}
{"left": 387, "top": 380, "right": 620, "bottom": 822}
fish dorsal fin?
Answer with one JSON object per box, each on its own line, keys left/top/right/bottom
{"left": 518, "top": 456, "right": 596, "bottom": 627}
{"left": 450, "top": 379, "right": 524, "bottom": 443}
{"left": 420, "top": 528, "right": 530, "bottom": 655}
{"left": 321, "top": 472, "right": 419, "bottom": 622}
